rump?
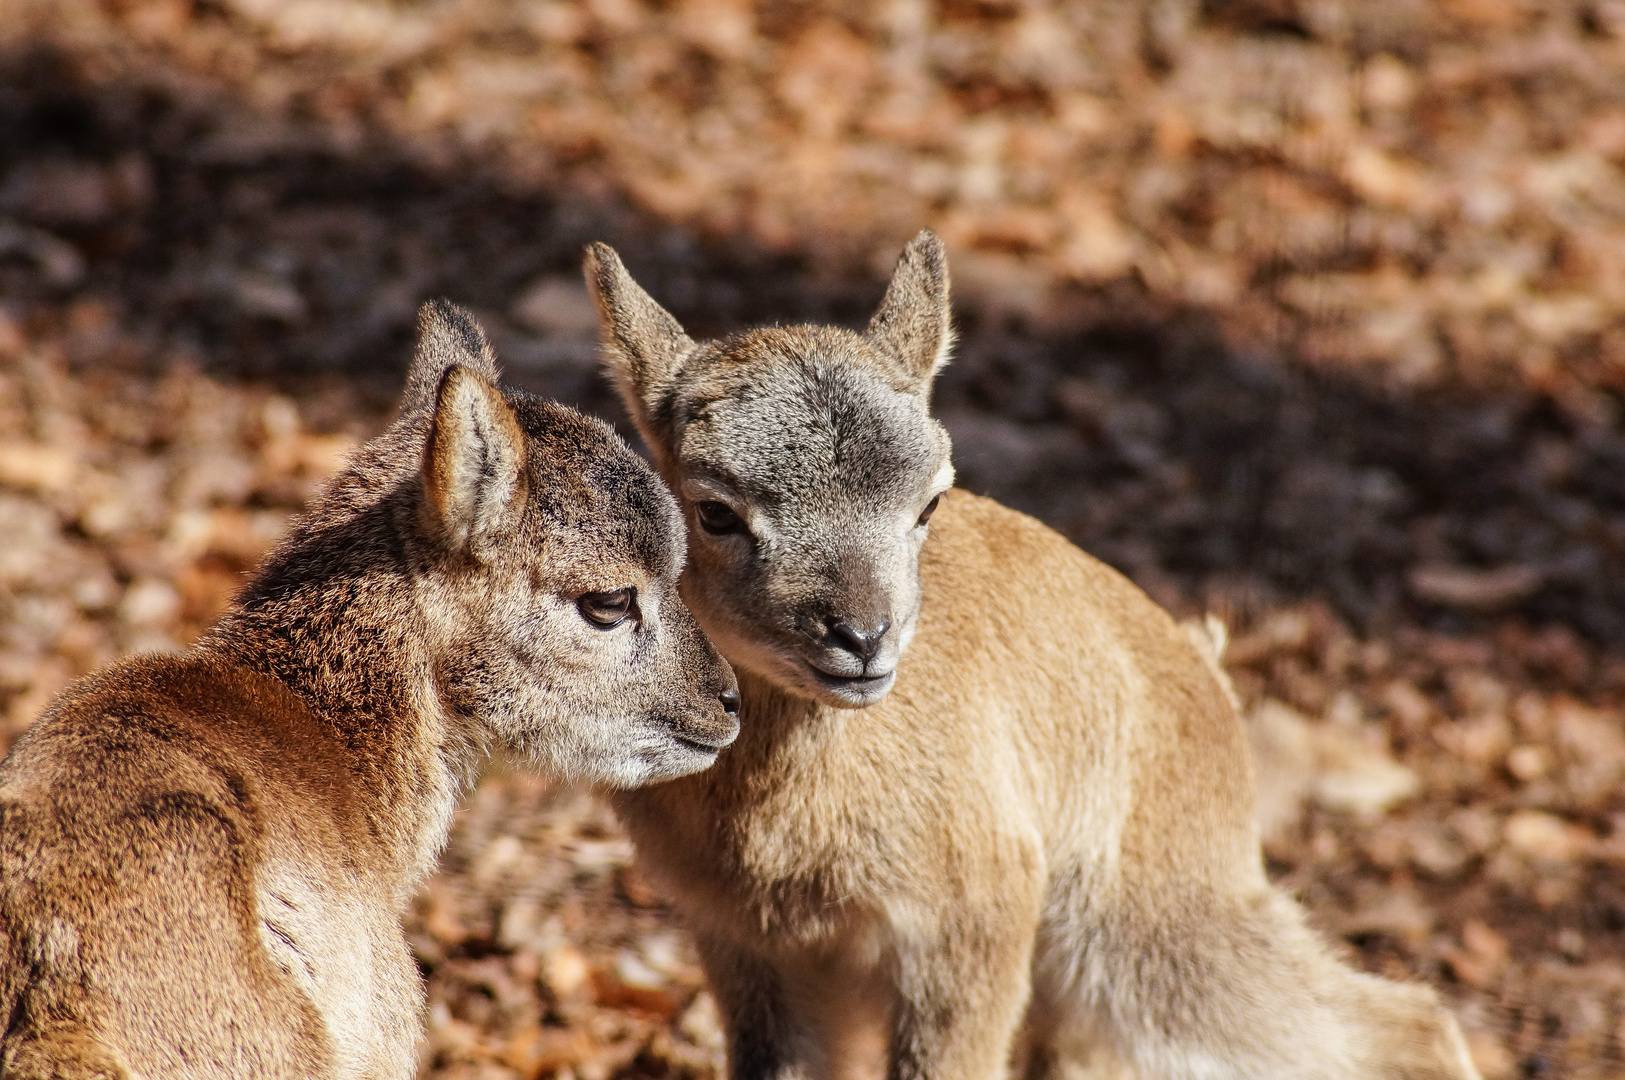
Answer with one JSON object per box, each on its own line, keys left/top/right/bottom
{"left": 0, "top": 786, "right": 334, "bottom": 1080}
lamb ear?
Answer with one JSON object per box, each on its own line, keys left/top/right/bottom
{"left": 583, "top": 242, "right": 695, "bottom": 453}
{"left": 864, "top": 230, "right": 954, "bottom": 395}
{"left": 424, "top": 365, "right": 524, "bottom": 561}
{"left": 401, "top": 300, "right": 502, "bottom": 417}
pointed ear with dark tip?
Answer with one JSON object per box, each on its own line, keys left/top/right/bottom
{"left": 401, "top": 300, "right": 502, "bottom": 416}
{"left": 583, "top": 242, "right": 695, "bottom": 451}
{"left": 424, "top": 365, "right": 525, "bottom": 561}
{"left": 864, "top": 229, "right": 954, "bottom": 395}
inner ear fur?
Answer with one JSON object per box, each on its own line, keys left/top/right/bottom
{"left": 401, "top": 299, "right": 502, "bottom": 417}
{"left": 864, "top": 229, "right": 954, "bottom": 395}
{"left": 425, "top": 365, "right": 526, "bottom": 561}
{"left": 583, "top": 242, "right": 695, "bottom": 453}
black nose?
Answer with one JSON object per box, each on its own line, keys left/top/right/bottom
{"left": 827, "top": 617, "right": 891, "bottom": 663}
{"left": 719, "top": 689, "right": 740, "bottom": 715}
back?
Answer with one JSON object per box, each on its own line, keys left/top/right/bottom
{"left": 897, "top": 489, "right": 1261, "bottom": 888}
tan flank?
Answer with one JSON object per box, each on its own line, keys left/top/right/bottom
{"left": 584, "top": 234, "right": 1481, "bottom": 1080}
{"left": 0, "top": 302, "right": 739, "bottom": 1080}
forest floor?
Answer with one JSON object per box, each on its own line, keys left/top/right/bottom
{"left": 4, "top": 1, "right": 1625, "bottom": 1076}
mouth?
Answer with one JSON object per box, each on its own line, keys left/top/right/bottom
{"left": 807, "top": 663, "right": 896, "bottom": 700}
{"left": 672, "top": 735, "right": 724, "bottom": 757}
{"left": 668, "top": 720, "right": 739, "bottom": 755}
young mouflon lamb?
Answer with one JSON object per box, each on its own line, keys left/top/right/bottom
{"left": 585, "top": 235, "right": 1480, "bottom": 1080}
{"left": 0, "top": 301, "right": 739, "bottom": 1080}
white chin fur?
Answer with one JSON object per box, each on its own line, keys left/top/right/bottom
{"left": 525, "top": 728, "right": 717, "bottom": 789}
{"left": 612, "top": 734, "right": 722, "bottom": 787}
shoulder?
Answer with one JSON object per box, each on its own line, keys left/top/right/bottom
{"left": 14, "top": 654, "right": 302, "bottom": 751}
{"left": 0, "top": 654, "right": 317, "bottom": 824}
{"left": 923, "top": 489, "right": 1119, "bottom": 593}
{"left": 915, "top": 489, "right": 1196, "bottom": 658}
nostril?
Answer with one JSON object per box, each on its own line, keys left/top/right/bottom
{"left": 719, "top": 689, "right": 740, "bottom": 715}
{"left": 827, "top": 617, "right": 891, "bottom": 663}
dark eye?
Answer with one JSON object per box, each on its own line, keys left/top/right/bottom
{"left": 578, "top": 588, "right": 635, "bottom": 628}
{"left": 695, "top": 500, "right": 746, "bottom": 536}
{"left": 917, "top": 494, "right": 942, "bottom": 528}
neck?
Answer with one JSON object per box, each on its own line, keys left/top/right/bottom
{"left": 610, "top": 663, "right": 843, "bottom": 840}
{"left": 200, "top": 514, "right": 476, "bottom": 896}
{"left": 711, "top": 666, "right": 842, "bottom": 765}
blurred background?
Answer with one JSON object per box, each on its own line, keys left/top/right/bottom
{"left": 3, "top": 0, "right": 1625, "bottom": 1076}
